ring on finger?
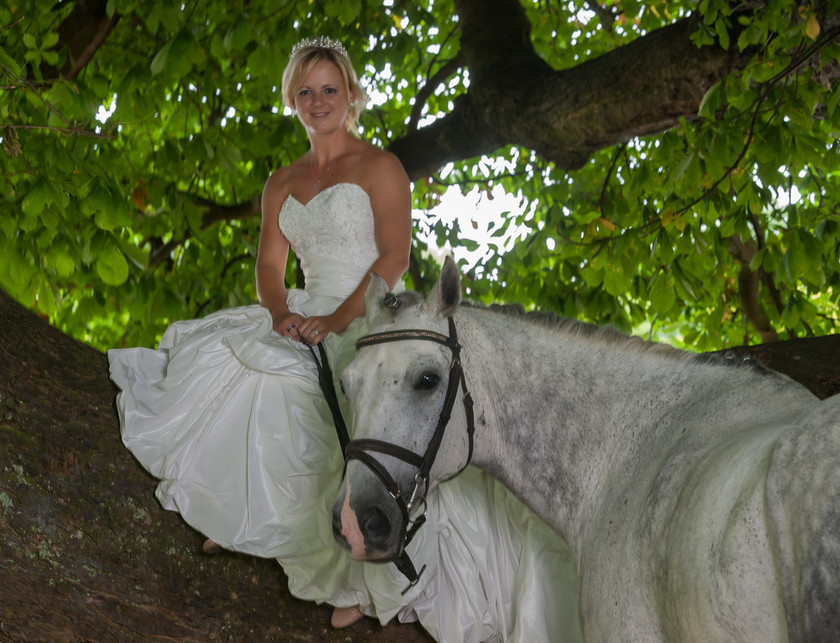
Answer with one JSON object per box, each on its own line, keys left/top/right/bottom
{"left": 312, "top": 329, "right": 320, "bottom": 336}
{"left": 286, "top": 324, "right": 295, "bottom": 331}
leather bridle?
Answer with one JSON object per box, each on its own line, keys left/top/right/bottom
{"left": 344, "top": 316, "right": 475, "bottom": 590}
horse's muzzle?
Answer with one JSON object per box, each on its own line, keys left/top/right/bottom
{"left": 332, "top": 483, "right": 403, "bottom": 561}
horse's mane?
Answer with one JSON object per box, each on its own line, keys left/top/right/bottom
{"left": 476, "top": 302, "right": 768, "bottom": 373}
{"left": 383, "top": 291, "right": 766, "bottom": 372}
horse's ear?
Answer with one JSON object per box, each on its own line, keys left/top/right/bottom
{"left": 364, "top": 272, "right": 391, "bottom": 323}
{"left": 425, "top": 256, "right": 461, "bottom": 317}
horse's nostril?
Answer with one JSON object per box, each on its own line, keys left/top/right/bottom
{"left": 362, "top": 507, "right": 390, "bottom": 539}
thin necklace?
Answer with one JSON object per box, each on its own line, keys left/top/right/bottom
{"left": 309, "top": 151, "right": 331, "bottom": 193}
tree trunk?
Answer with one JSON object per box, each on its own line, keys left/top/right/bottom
{"left": 0, "top": 288, "right": 837, "bottom": 640}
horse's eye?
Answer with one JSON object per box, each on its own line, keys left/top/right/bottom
{"left": 416, "top": 372, "right": 440, "bottom": 391}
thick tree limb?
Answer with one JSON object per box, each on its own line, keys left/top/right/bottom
{"left": 392, "top": 2, "right": 753, "bottom": 178}
{"left": 1, "top": 286, "right": 838, "bottom": 637}
{"left": 0, "top": 289, "right": 432, "bottom": 642}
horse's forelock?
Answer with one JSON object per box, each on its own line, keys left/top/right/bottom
{"left": 393, "top": 291, "right": 424, "bottom": 311}
{"left": 371, "top": 290, "right": 424, "bottom": 326}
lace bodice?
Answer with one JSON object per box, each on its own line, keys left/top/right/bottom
{"left": 278, "top": 183, "right": 378, "bottom": 274}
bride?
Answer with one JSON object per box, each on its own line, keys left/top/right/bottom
{"left": 108, "top": 36, "right": 582, "bottom": 642}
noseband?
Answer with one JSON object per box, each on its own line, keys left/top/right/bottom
{"left": 345, "top": 316, "right": 475, "bottom": 590}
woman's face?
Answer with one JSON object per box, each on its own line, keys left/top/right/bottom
{"left": 293, "top": 59, "right": 353, "bottom": 136}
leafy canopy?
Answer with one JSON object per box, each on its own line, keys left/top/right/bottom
{"left": 1, "top": 0, "right": 838, "bottom": 352}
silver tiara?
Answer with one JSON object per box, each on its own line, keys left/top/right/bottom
{"left": 290, "top": 36, "right": 348, "bottom": 60}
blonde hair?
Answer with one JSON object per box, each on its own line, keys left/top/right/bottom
{"left": 282, "top": 39, "right": 366, "bottom": 133}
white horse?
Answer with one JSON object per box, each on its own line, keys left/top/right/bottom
{"left": 333, "top": 257, "right": 840, "bottom": 642}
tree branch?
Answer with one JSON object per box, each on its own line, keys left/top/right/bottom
{"left": 408, "top": 52, "right": 464, "bottom": 133}
{"left": 62, "top": 13, "right": 121, "bottom": 80}
{"left": 3, "top": 123, "right": 116, "bottom": 139}
{"left": 728, "top": 233, "right": 780, "bottom": 342}
{"left": 147, "top": 196, "right": 261, "bottom": 270}
{"left": 392, "top": 8, "right": 750, "bottom": 178}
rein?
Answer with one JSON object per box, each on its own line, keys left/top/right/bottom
{"left": 345, "top": 316, "right": 475, "bottom": 590}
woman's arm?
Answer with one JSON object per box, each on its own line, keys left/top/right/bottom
{"left": 256, "top": 169, "right": 307, "bottom": 338}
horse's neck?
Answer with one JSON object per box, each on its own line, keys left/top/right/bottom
{"left": 458, "top": 309, "right": 810, "bottom": 548}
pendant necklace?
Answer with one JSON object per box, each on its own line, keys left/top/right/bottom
{"left": 309, "top": 151, "right": 331, "bottom": 193}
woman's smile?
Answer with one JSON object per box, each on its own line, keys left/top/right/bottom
{"left": 294, "top": 60, "right": 351, "bottom": 133}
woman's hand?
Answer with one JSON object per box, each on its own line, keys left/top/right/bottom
{"left": 295, "top": 314, "right": 339, "bottom": 346}
{"left": 274, "top": 311, "right": 307, "bottom": 341}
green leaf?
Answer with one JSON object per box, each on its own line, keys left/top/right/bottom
{"left": 167, "top": 31, "right": 198, "bottom": 78}
{"left": 224, "top": 18, "right": 254, "bottom": 51}
{"left": 150, "top": 40, "right": 173, "bottom": 76}
{"left": 35, "top": 275, "right": 58, "bottom": 316}
{"left": 649, "top": 274, "right": 676, "bottom": 314}
{"left": 581, "top": 265, "right": 603, "bottom": 288}
{"left": 698, "top": 82, "right": 723, "bottom": 119}
{"left": 21, "top": 180, "right": 48, "bottom": 217}
{"left": 602, "top": 261, "right": 632, "bottom": 296}
{"left": 43, "top": 32, "right": 59, "bottom": 49}
{"left": 83, "top": 180, "right": 131, "bottom": 231}
{"left": 96, "top": 240, "right": 129, "bottom": 286}
{"left": 0, "top": 46, "right": 22, "bottom": 76}
{"left": 50, "top": 245, "right": 77, "bottom": 277}
{"left": 715, "top": 18, "right": 730, "bottom": 50}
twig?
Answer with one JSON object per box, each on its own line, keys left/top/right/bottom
{"left": 408, "top": 52, "right": 464, "bottom": 133}
{"left": 3, "top": 123, "right": 117, "bottom": 139}
{"left": 0, "top": 16, "right": 25, "bottom": 33}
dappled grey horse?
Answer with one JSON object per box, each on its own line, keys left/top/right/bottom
{"left": 333, "top": 257, "right": 840, "bottom": 641}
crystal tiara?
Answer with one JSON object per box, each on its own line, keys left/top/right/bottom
{"left": 290, "top": 36, "right": 348, "bottom": 60}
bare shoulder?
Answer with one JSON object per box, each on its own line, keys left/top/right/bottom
{"left": 264, "top": 162, "right": 297, "bottom": 196}
{"left": 262, "top": 157, "right": 307, "bottom": 216}
{"left": 363, "top": 143, "right": 407, "bottom": 180}
{"left": 351, "top": 142, "right": 408, "bottom": 192}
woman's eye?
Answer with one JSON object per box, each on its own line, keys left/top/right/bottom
{"left": 415, "top": 373, "right": 440, "bottom": 391}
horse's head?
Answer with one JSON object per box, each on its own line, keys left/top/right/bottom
{"left": 332, "top": 257, "right": 474, "bottom": 565}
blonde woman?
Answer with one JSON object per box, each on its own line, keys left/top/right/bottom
{"left": 110, "top": 37, "right": 582, "bottom": 642}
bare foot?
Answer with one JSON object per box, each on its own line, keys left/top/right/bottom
{"left": 202, "top": 538, "right": 223, "bottom": 554}
{"left": 331, "top": 605, "right": 364, "bottom": 628}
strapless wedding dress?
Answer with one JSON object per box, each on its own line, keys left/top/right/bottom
{"left": 109, "top": 183, "right": 582, "bottom": 643}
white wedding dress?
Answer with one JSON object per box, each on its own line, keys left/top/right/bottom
{"left": 109, "top": 183, "right": 582, "bottom": 643}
